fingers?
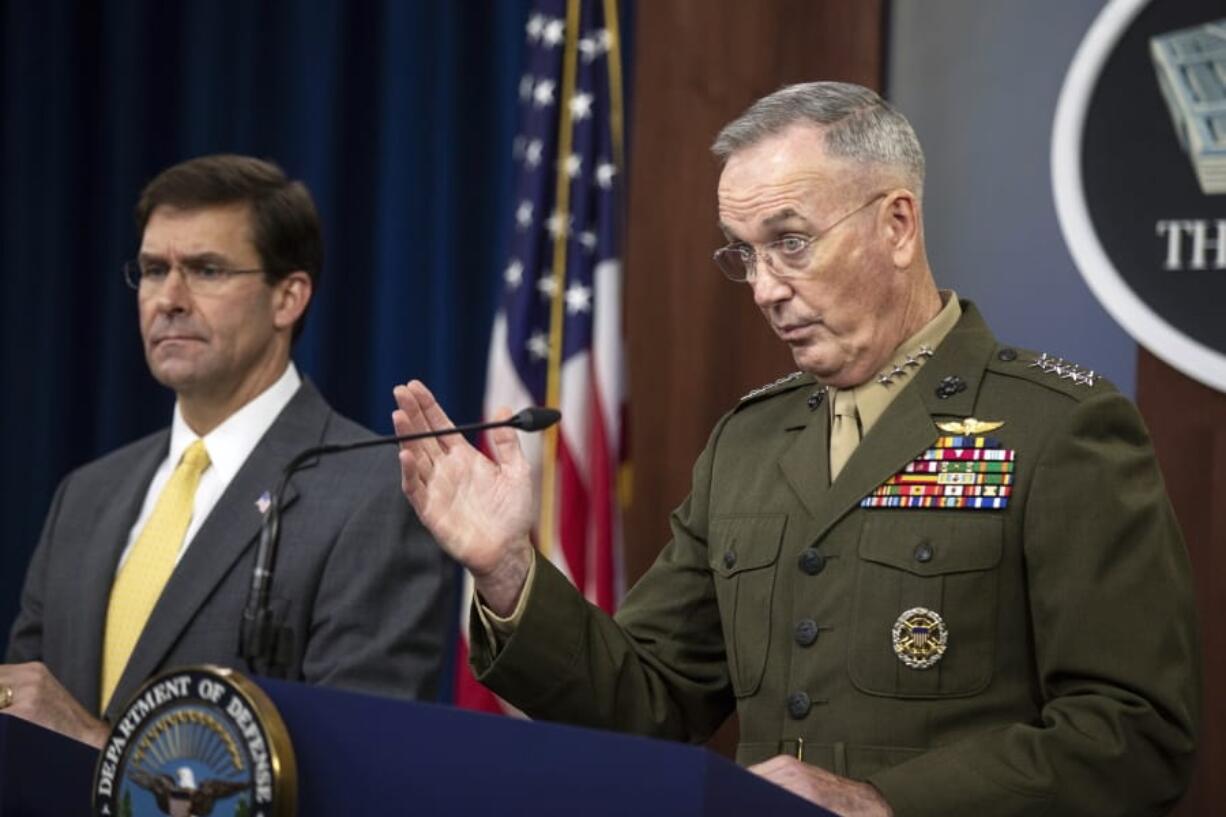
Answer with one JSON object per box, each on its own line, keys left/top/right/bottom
{"left": 0, "top": 663, "right": 109, "bottom": 747}
{"left": 408, "top": 381, "right": 459, "bottom": 443}
{"left": 1, "top": 662, "right": 58, "bottom": 718}
{"left": 393, "top": 381, "right": 449, "bottom": 461}
{"left": 487, "top": 406, "right": 527, "bottom": 469}
{"left": 748, "top": 754, "right": 796, "bottom": 779}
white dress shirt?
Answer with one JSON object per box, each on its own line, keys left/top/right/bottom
{"left": 116, "top": 363, "right": 303, "bottom": 571}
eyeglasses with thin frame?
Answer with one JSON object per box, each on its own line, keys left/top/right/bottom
{"left": 713, "top": 192, "right": 888, "bottom": 283}
{"left": 123, "top": 258, "right": 268, "bottom": 294}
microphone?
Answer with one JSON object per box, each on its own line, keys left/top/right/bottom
{"left": 239, "top": 406, "right": 561, "bottom": 676}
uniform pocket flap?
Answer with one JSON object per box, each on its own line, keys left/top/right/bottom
{"left": 710, "top": 514, "right": 787, "bottom": 576}
{"left": 859, "top": 515, "right": 1002, "bottom": 576}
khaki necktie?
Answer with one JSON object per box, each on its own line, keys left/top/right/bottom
{"left": 830, "top": 388, "right": 861, "bottom": 481}
{"left": 100, "top": 440, "right": 211, "bottom": 710}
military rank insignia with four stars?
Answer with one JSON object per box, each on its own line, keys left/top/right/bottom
{"left": 860, "top": 418, "right": 1016, "bottom": 510}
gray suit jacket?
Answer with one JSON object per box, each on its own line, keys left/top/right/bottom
{"left": 6, "top": 380, "right": 454, "bottom": 721}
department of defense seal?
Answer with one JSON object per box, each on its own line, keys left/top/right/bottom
{"left": 892, "top": 607, "right": 949, "bottom": 670}
{"left": 93, "top": 666, "right": 296, "bottom": 817}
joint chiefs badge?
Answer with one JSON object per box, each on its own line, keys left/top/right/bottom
{"left": 94, "top": 666, "right": 296, "bottom": 817}
{"left": 892, "top": 607, "right": 948, "bottom": 670}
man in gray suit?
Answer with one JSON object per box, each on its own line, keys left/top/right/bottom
{"left": 0, "top": 155, "right": 452, "bottom": 746}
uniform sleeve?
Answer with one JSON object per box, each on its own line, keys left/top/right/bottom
{"left": 5, "top": 474, "right": 71, "bottom": 663}
{"left": 869, "top": 391, "right": 1199, "bottom": 817}
{"left": 471, "top": 419, "right": 735, "bottom": 743}
{"left": 299, "top": 465, "right": 456, "bottom": 701}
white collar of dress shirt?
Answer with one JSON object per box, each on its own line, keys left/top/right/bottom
{"left": 167, "top": 362, "right": 303, "bottom": 483}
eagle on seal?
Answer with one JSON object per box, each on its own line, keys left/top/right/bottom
{"left": 128, "top": 766, "right": 247, "bottom": 817}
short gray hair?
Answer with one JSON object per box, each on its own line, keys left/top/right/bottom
{"left": 712, "top": 82, "right": 925, "bottom": 195}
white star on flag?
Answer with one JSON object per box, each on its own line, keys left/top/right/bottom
{"left": 542, "top": 18, "right": 565, "bottom": 48}
{"left": 537, "top": 274, "right": 558, "bottom": 298}
{"left": 460, "top": 0, "right": 628, "bottom": 720}
{"left": 504, "top": 260, "right": 524, "bottom": 288}
{"left": 578, "top": 36, "right": 599, "bottom": 63}
{"left": 533, "top": 79, "right": 556, "bottom": 108}
{"left": 545, "top": 210, "right": 571, "bottom": 238}
{"left": 526, "top": 330, "right": 550, "bottom": 361}
{"left": 524, "top": 138, "right": 544, "bottom": 168}
{"left": 562, "top": 153, "right": 583, "bottom": 179}
{"left": 595, "top": 161, "right": 617, "bottom": 189}
{"left": 516, "top": 200, "right": 534, "bottom": 230}
{"left": 569, "top": 92, "right": 594, "bottom": 121}
{"left": 526, "top": 14, "right": 544, "bottom": 43}
{"left": 565, "top": 282, "right": 593, "bottom": 314}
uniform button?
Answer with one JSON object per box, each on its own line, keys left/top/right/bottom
{"left": 723, "top": 549, "right": 737, "bottom": 569}
{"left": 798, "top": 548, "right": 826, "bottom": 575}
{"left": 794, "top": 619, "right": 819, "bottom": 647}
{"left": 914, "top": 542, "right": 934, "bottom": 563}
{"left": 997, "top": 347, "right": 1018, "bottom": 362}
{"left": 787, "top": 691, "right": 812, "bottom": 720}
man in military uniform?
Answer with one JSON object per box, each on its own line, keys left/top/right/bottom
{"left": 391, "top": 82, "right": 1198, "bottom": 816}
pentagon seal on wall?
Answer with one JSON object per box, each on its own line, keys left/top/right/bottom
{"left": 93, "top": 666, "right": 296, "bottom": 817}
{"left": 1053, "top": 0, "right": 1226, "bottom": 393}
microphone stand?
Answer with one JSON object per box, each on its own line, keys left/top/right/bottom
{"left": 239, "top": 409, "right": 559, "bottom": 678}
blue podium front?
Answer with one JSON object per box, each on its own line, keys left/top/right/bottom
{"left": 0, "top": 675, "right": 828, "bottom": 816}
{"left": 262, "top": 678, "right": 825, "bottom": 817}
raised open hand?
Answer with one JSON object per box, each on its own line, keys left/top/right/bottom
{"left": 392, "top": 380, "right": 535, "bottom": 614}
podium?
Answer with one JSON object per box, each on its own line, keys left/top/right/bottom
{"left": 0, "top": 676, "right": 828, "bottom": 816}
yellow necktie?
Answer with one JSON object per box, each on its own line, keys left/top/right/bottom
{"left": 830, "top": 388, "right": 861, "bottom": 481}
{"left": 100, "top": 440, "right": 211, "bottom": 710}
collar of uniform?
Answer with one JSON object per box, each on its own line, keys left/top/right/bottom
{"left": 168, "top": 362, "right": 303, "bottom": 484}
{"left": 911, "top": 298, "right": 998, "bottom": 417}
{"left": 828, "top": 290, "right": 962, "bottom": 436}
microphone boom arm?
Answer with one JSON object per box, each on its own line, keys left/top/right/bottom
{"left": 239, "top": 407, "right": 559, "bottom": 676}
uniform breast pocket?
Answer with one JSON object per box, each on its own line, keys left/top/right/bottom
{"left": 709, "top": 514, "right": 786, "bottom": 698}
{"left": 849, "top": 514, "right": 1002, "bottom": 698}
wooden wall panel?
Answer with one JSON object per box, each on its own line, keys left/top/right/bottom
{"left": 622, "top": 0, "right": 884, "bottom": 755}
{"left": 623, "top": 0, "right": 884, "bottom": 582}
{"left": 1137, "top": 349, "right": 1226, "bottom": 817}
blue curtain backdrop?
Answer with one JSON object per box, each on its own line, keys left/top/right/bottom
{"left": 0, "top": 1, "right": 632, "bottom": 695}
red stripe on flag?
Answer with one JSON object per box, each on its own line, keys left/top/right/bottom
{"left": 587, "top": 362, "right": 617, "bottom": 611}
{"left": 452, "top": 628, "right": 506, "bottom": 714}
{"left": 555, "top": 430, "right": 590, "bottom": 596}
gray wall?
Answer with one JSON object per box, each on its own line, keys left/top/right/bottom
{"left": 888, "top": 0, "right": 1135, "bottom": 396}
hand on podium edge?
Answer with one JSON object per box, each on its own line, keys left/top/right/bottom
{"left": 0, "top": 661, "right": 109, "bottom": 748}
{"left": 392, "top": 380, "right": 535, "bottom": 617}
{"left": 749, "top": 755, "right": 893, "bottom": 817}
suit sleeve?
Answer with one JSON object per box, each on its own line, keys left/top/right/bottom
{"left": 5, "top": 474, "right": 71, "bottom": 663}
{"left": 299, "top": 457, "right": 456, "bottom": 701}
{"left": 868, "top": 391, "right": 1199, "bottom": 817}
{"left": 470, "top": 418, "right": 735, "bottom": 743}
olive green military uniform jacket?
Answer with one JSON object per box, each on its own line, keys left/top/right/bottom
{"left": 471, "top": 302, "right": 1198, "bottom": 817}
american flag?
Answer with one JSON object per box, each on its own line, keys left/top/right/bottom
{"left": 454, "top": 0, "right": 628, "bottom": 713}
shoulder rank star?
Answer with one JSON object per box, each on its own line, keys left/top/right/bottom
{"left": 936, "top": 417, "right": 1005, "bottom": 436}
{"left": 1029, "top": 352, "right": 1097, "bottom": 386}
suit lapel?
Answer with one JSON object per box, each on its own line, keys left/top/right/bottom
{"left": 107, "top": 382, "right": 331, "bottom": 714}
{"left": 783, "top": 302, "right": 998, "bottom": 540}
{"left": 70, "top": 433, "right": 168, "bottom": 714}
